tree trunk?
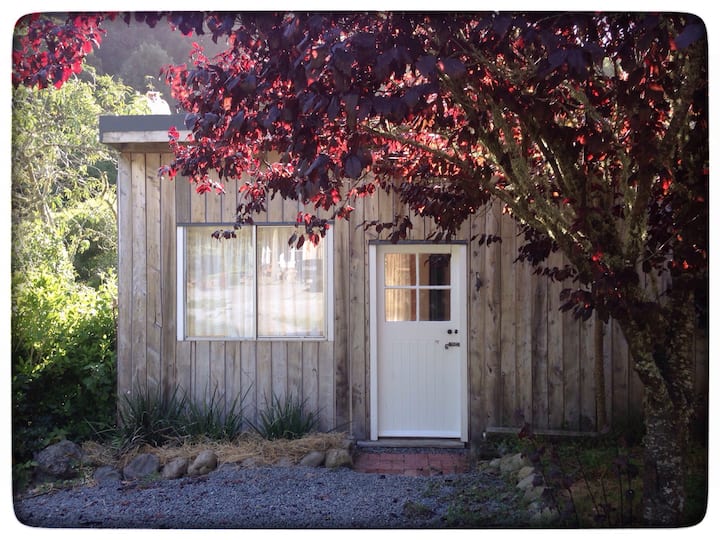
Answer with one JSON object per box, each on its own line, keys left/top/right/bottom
{"left": 641, "top": 391, "right": 690, "bottom": 525}
{"left": 620, "top": 288, "right": 696, "bottom": 526}
{"left": 594, "top": 315, "right": 608, "bottom": 431}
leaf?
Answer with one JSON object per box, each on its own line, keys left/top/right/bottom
{"left": 674, "top": 23, "right": 705, "bottom": 50}
{"left": 331, "top": 48, "right": 354, "bottom": 76}
{"left": 327, "top": 96, "right": 340, "bottom": 120}
{"left": 492, "top": 14, "right": 513, "bottom": 38}
{"left": 416, "top": 55, "right": 437, "bottom": 78}
{"left": 437, "top": 57, "right": 465, "bottom": 79}
{"left": 351, "top": 31, "right": 375, "bottom": 54}
{"left": 566, "top": 49, "right": 588, "bottom": 74}
{"left": 548, "top": 49, "right": 567, "bottom": 70}
{"left": 344, "top": 154, "right": 363, "bottom": 179}
{"left": 184, "top": 113, "right": 200, "bottom": 130}
{"left": 226, "top": 111, "right": 245, "bottom": 135}
{"left": 344, "top": 92, "right": 359, "bottom": 130}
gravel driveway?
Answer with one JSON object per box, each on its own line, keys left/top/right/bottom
{"left": 14, "top": 465, "right": 529, "bottom": 528}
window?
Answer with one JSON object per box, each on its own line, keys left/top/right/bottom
{"left": 384, "top": 252, "right": 451, "bottom": 322}
{"left": 178, "top": 225, "right": 332, "bottom": 340}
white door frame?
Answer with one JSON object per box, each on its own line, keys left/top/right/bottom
{"left": 369, "top": 242, "right": 468, "bottom": 441}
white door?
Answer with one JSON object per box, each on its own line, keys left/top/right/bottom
{"left": 370, "top": 244, "right": 468, "bottom": 441}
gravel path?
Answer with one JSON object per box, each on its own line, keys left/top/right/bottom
{"left": 14, "top": 465, "right": 528, "bottom": 529}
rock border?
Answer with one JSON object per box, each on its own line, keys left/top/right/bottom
{"left": 32, "top": 438, "right": 357, "bottom": 491}
{"left": 479, "top": 452, "right": 560, "bottom": 524}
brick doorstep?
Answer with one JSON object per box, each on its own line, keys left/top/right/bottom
{"left": 353, "top": 452, "right": 469, "bottom": 476}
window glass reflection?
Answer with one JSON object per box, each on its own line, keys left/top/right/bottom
{"left": 384, "top": 253, "right": 416, "bottom": 286}
{"left": 419, "top": 253, "right": 451, "bottom": 286}
{"left": 419, "top": 289, "right": 451, "bottom": 321}
{"left": 385, "top": 289, "right": 416, "bottom": 321}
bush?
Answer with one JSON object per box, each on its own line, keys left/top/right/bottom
{"left": 250, "top": 393, "right": 319, "bottom": 440}
{"left": 12, "top": 269, "right": 117, "bottom": 464}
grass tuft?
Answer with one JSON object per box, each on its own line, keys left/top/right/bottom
{"left": 116, "top": 385, "right": 188, "bottom": 450}
{"left": 249, "top": 393, "right": 319, "bottom": 440}
{"left": 183, "top": 385, "right": 247, "bottom": 441}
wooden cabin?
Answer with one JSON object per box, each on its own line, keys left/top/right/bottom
{"left": 100, "top": 115, "right": 708, "bottom": 448}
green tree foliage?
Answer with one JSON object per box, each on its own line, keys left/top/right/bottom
{"left": 84, "top": 15, "right": 226, "bottom": 106}
{"left": 118, "top": 41, "right": 175, "bottom": 97}
{"left": 11, "top": 69, "right": 147, "bottom": 226}
{"left": 56, "top": 196, "right": 118, "bottom": 287}
{"left": 11, "top": 72, "right": 146, "bottom": 468}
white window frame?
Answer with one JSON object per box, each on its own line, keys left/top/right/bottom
{"left": 177, "top": 224, "right": 333, "bottom": 341}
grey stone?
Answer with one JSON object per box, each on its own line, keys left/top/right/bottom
{"left": 274, "top": 456, "right": 294, "bottom": 467}
{"left": 35, "top": 440, "right": 84, "bottom": 480}
{"left": 324, "top": 448, "right": 352, "bottom": 469}
{"left": 516, "top": 472, "right": 537, "bottom": 491}
{"left": 213, "top": 462, "right": 241, "bottom": 474}
{"left": 516, "top": 465, "right": 535, "bottom": 481}
{"left": 123, "top": 453, "right": 160, "bottom": 480}
{"left": 488, "top": 457, "right": 502, "bottom": 469}
{"left": 526, "top": 501, "right": 543, "bottom": 514}
{"left": 188, "top": 450, "right": 218, "bottom": 476}
{"left": 93, "top": 465, "right": 122, "bottom": 486}
{"left": 240, "top": 457, "right": 263, "bottom": 468}
{"left": 161, "top": 457, "right": 189, "bottom": 480}
{"left": 531, "top": 506, "right": 560, "bottom": 524}
{"left": 499, "top": 452, "right": 527, "bottom": 473}
{"left": 299, "top": 451, "right": 326, "bottom": 467}
{"left": 523, "top": 485, "right": 546, "bottom": 502}
{"left": 339, "top": 439, "right": 355, "bottom": 452}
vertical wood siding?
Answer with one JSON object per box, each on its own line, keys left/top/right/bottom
{"left": 118, "top": 153, "right": 344, "bottom": 432}
{"left": 118, "top": 152, "right": 706, "bottom": 442}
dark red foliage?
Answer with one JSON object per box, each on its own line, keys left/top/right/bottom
{"left": 12, "top": 13, "right": 108, "bottom": 89}
{"left": 14, "top": 11, "right": 708, "bottom": 325}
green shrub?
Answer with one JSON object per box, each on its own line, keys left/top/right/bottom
{"left": 12, "top": 269, "right": 117, "bottom": 464}
{"left": 250, "top": 393, "right": 318, "bottom": 440}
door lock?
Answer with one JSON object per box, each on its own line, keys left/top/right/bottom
{"left": 445, "top": 341, "right": 461, "bottom": 349}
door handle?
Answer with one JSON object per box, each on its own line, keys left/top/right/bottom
{"left": 445, "top": 341, "right": 461, "bottom": 349}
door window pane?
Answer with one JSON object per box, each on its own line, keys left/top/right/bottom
{"left": 385, "top": 289, "right": 416, "bottom": 321}
{"left": 419, "top": 254, "right": 451, "bottom": 286}
{"left": 384, "top": 253, "right": 416, "bottom": 286}
{"left": 185, "top": 227, "right": 254, "bottom": 337}
{"left": 419, "top": 289, "right": 451, "bottom": 321}
{"left": 384, "top": 250, "right": 453, "bottom": 322}
{"left": 256, "top": 226, "right": 325, "bottom": 337}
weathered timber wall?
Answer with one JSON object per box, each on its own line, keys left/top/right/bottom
{"left": 117, "top": 152, "right": 707, "bottom": 443}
